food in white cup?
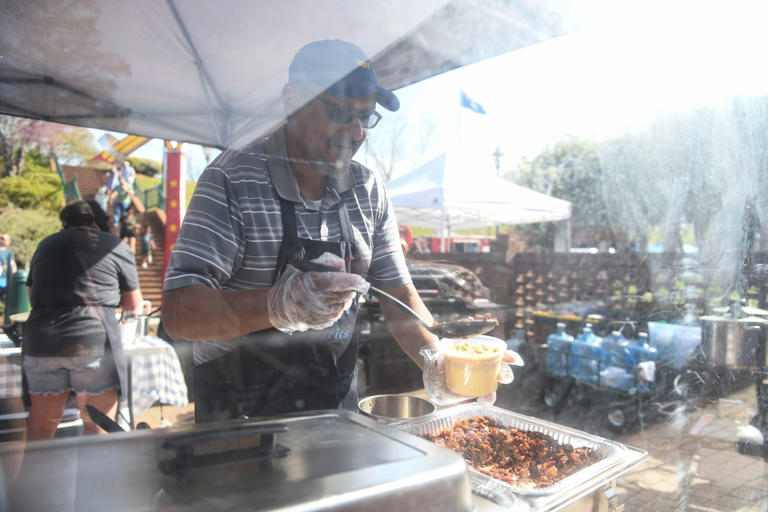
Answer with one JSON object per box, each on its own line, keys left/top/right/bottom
{"left": 439, "top": 335, "right": 507, "bottom": 396}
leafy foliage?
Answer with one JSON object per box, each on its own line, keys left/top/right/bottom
{"left": 0, "top": 206, "right": 61, "bottom": 268}
{"left": 0, "top": 115, "right": 98, "bottom": 177}
{"left": 128, "top": 156, "right": 162, "bottom": 177}
{"left": 506, "top": 95, "right": 768, "bottom": 254}
{"left": 0, "top": 149, "right": 63, "bottom": 211}
{"left": 507, "top": 136, "right": 618, "bottom": 249}
{"left": 597, "top": 95, "right": 768, "bottom": 257}
{"left": 55, "top": 126, "right": 100, "bottom": 165}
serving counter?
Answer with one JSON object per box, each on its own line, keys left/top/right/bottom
{"left": 1, "top": 410, "right": 473, "bottom": 512}
{"left": 1, "top": 402, "right": 648, "bottom": 511}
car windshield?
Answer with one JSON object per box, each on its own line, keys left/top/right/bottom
{"left": 1, "top": 1, "right": 767, "bottom": 510}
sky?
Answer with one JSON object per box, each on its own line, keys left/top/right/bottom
{"left": 361, "top": 0, "right": 768, "bottom": 182}
{"left": 91, "top": 0, "right": 768, "bottom": 184}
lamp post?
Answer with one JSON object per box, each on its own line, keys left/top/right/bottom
{"left": 492, "top": 146, "right": 504, "bottom": 238}
{"left": 493, "top": 146, "right": 504, "bottom": 177}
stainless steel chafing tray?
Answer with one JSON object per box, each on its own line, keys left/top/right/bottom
{"left": 1, "top": 410, "right": 473, "bottom": 512}
{"left": 397, "top": 404, "right": 648, "bottom": 512}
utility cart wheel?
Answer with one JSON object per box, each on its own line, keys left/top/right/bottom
{"left": 673, "top": 366, "right": 719, "bottom": 405}
{"left": 541, "top": 378, "right": 572, "bottom": 410}
{"left": 605, "top": 403, "right": 637, "bottom": 432}
{"left": 606, "top": 407, "right": 627, "bottom": 431}
{"left": 543, "top": 388, "right": 559, "bottom": 408}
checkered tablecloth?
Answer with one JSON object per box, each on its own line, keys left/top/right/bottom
{"left": 0, "top": 337, "right": 188, "bottom": 416}
{"left": 0, "top": 347, "right": 23, "bottom": 399}
{"left": 125, "top": 336, "right": 189, "bottom": 415}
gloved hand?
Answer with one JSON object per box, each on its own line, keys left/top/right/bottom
{"left": 267, "top": 253, "right": 368, "bottom": 334}
{"left": 421, "top": 346, "right": 524, "bottom": 406}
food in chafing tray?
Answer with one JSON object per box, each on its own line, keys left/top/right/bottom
{"left": 424, "top": 415, "right": 598, "bottom": 489}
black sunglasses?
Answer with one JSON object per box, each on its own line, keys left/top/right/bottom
{"left": 316, "top": 97, "right": 382, "bottom": 129}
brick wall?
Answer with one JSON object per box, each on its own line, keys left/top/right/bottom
{"left": 62, "top": 165, "right": 109, "bottom": 199}
{"left": 410, "top": 250, "right": 768, "bottom": 340}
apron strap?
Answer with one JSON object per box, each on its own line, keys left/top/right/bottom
{"left": 275, "top": 192, "right": 357, "bottom": 278}
{"left": 275, "top": 197, "right": 302, "bottom": 282}
{"left": 337, "top": 195, "right": 354, "bottom": 243}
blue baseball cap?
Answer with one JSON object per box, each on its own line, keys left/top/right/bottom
{"left": 289, "top": 39, "right": 400, "bottom": 112}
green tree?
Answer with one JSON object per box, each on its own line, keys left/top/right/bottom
{"left": 506, "top": 96, "right": 768, "bottom": 255}
{"left": 56, "top": 125, "right": 100, "bottom": 165}
{"left": 127, "top": 156, "right": 162, "bottom": 177}
{"left": 597, "top": 95, "right": 768, "bottom": 257}
{"left": 0, "top": 115, "right": 98, "bottom": 177}
{"left": 507, "top": 136, "right": 621, "bottom": 249}
{"left": 0, "top": 149, "right": 63, "bottom": 211}
{"left": 0, "top": 206, "right": 61, "bottom": 269}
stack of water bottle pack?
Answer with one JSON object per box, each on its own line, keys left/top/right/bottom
{"left": 545, "top": 322, "right": 658, "bottom": 392}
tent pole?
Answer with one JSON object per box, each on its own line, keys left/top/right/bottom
{"left": 166, "top": 0, "right": 230, "bottom": 145}
{"left": 440, "top": 209, "right": 447, "bottom": 253}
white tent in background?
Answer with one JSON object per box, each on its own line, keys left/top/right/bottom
{"left": 386, "top": 152, "right": 572, "bottom": 247}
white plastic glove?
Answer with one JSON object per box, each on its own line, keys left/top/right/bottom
{"left": 267, "top": 253, "right": 368, "bottom": 334}
{"left": 421, "top": 347, "right": 524, "bottom": 406}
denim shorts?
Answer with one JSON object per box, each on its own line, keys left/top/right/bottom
{"left": 24, "top": 354, "right": 119, "bottom": 395}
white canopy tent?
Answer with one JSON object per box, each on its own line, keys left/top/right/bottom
{"left": 0, "top": 0, "right": 574, "bottom": 148}
{"left": 386, "top": 152, "right": 572, "bottom": 248}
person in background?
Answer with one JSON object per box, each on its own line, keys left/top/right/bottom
{"left": 162, "top": 39, "right": 521, "bottom": 423}
{"left": 105, "top": 165, "right": 121, "bottom": 193}
{"left": 94, "top": 185, "right": 110, "bottom": 213}
{"left": 22, "top": 201, "right": 143, "bottom": 440}
{"left": 113, "top": 173, "right": 134, "bottom": 234}
{"left": 121, "top": 160, "right": 136, "bottom": 187}
{"left": 86, "top": 199, "right": 112, "bottom": 233}
{"left": 104, "top": 165, "right": 121, "bottom": 221}
{"left": 139, "top": 223, "right": 155, "bottom": 268}
{"left": 0, "top": 233, "right": 17, "bottom": 303}
{"left": 120, "top": 209, "right": 138, "bottom": 254}
{"left": 408, "top": 237, "right": 430, "bottom": 256}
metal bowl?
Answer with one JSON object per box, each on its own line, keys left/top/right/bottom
{"left": 358, "top": 394, "right": 436, "bottom": 423}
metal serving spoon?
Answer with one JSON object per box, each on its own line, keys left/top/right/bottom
{"left": 290, "top": 260, "right": 498, "bottom": 338}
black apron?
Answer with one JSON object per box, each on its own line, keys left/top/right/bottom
{"left": 194, "top": 194, "right": 369, "bottom": 422}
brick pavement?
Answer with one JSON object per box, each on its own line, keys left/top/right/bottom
{"left": 616, "top": 387, "right": 768, "bottom": 511}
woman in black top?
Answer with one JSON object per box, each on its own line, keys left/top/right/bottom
{"left": 23, "top": 201, "right": 144, "bottom": 439}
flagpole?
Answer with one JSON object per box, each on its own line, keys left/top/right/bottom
{"left": 445, "top": 89, "right": 465, "bottom": 253}
{"left": 456, "top": 89, "right": 463, "bottom": 150}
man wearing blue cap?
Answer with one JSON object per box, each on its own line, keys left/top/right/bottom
{"left": 162, "top": 40, "right": 440, "bottom": 422}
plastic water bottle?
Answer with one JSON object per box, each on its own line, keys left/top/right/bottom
{"left": 569, "top": 324, "right": 602, "bottom": 383}
{"left": 602, "top": 331, "right": 630, "bottom": 366}
{"left": 627, "top": 332, "right": 658, "bottom": 365}
{"left": 627, "top": 332, "right": 658, "bottom": 390}
{"left": 600, "top": 331, "right": 633, "bottom": 390}
{"left": 546, "top": 322, "right": 573, "bottom": 376}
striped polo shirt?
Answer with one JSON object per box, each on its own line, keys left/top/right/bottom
{"left": 164, "top": 126, "right": 410, "bottom": 355}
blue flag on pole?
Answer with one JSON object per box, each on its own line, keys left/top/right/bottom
{"left": 460, "top": 90, "right": 486, "bottom": 114}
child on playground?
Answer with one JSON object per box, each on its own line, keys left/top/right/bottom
{"left": 139, "top": 224, "right": 156, "bottom": 268}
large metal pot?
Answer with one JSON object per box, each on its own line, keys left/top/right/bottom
{"left": 700, "top": 303, "right": 768, "bottom": 370}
